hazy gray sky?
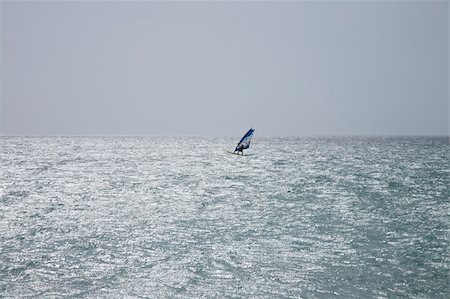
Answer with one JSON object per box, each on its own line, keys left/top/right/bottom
{"left": 1, "top": 1, "right": 448, "bottom": 136}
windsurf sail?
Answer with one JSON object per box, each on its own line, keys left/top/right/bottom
{"left": 235, "top": 128, "right": 255, "bottom": 152}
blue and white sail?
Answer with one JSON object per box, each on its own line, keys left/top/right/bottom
{"left": 235, "top": 128, "right": 255, "bottom": 152}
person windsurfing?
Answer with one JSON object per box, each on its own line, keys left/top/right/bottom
{"left": 234, "top": 128, "right": 255, "bottom": 155}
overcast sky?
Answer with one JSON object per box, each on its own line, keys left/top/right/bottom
{"left": 1, "top": 1, "right": 448, "bottom": 136}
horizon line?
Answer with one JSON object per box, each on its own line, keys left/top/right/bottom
{"left": 1, "top": 134, "right": 449, "bottom": 138}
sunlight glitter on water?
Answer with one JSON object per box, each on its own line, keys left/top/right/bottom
{"left": 0, "top": 136, "right": 448, "bottom": 298}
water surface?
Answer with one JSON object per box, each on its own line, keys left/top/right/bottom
{"left": 0, "top": 136, "right": 448, "bottom": 298}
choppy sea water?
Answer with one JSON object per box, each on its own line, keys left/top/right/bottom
{"left": 0, "top": 136, "right": 448, "bottom": 298}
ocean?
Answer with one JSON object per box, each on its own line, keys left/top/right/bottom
{"left": 0, "top": 136, "right": 448, "bottom": 298}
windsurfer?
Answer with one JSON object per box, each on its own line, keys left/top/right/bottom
{"left": 230, "top": 128, "right": 255, "bottom": 156}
